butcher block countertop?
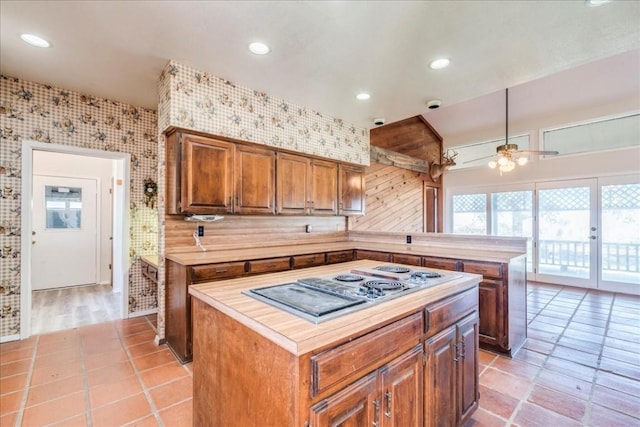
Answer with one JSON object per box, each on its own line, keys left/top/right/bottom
{"left": 166, "top": 237, "right": 525, "bottom": 266}
{"left": 189, "top": 260, "right": 481, "bottom": 355}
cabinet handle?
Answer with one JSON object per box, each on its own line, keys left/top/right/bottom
{"left": 372, "top": 400, "right": 380, "bottom": 427}
{"left": 460, "top": 340, "right": 466, "bottom": 359}
{"left": 453, "top": 342, "right": 461, "bottom": 363}
{"left": 215, "top": 269, "right": 228, "bottom": 274}
{"left": 384, "top": 391, "right": 392, "bottom": 418}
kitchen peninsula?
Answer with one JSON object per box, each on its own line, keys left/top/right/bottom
{"left": 189, "top": 260, "right": 482, "bottom": 426}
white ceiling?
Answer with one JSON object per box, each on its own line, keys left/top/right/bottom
{"left": 2, "top": 0, "right": 639, "bottom": 135}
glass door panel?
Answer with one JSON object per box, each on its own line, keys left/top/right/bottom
{"left": 599, "top": 177, "right": 640, "bottom": 294}
{"left": 452, "top": 193, "right": 487, "bottom": 235}
{"left": 491, "top": 190, "right": 534, "bottom": 273}
{"left": 536, "top": 179, "right": 597, "bottom": 287}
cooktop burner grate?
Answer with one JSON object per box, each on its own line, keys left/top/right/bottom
{"left": 363, "top": 280, "right": 404, "bottom": 290}
{"left": 334, "top": 274, "right": 365, "bottom": 282}
{"left": 411, "top": 271, "right": 443, "bottom": 279}
{"left": 374, "top": 265, "right": 411, "bottom": 274}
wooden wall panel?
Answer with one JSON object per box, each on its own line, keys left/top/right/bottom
{"left": 348, "top": 162, "right": 427, "bottom": 233}
{"left": 166, "top": 215, "right": 347, "bottom": 254}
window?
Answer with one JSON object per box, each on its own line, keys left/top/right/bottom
{"left": 452, "top": 193, "right": 487, "bottom": 234}
{"left": 45, "top": 186, "right": 82, "bottom": 229}
{"left": 543, "top": 113, "right": 640, "bottom": 156}
{"left": 448, "top": 134, "right": 529, "bottom": 170}
{"left": 491, "top": 191, "right": 534, "bottom": 272}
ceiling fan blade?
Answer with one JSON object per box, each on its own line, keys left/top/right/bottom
{"left": 464, "top": 154, "right": 495, "bottom": 164}
{"left": 516, "top": 150, "right": 559, "bottom": 155}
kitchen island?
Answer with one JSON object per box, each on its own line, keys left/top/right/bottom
{"left": 189, "top": 260, "right": 482, "bottom": 426}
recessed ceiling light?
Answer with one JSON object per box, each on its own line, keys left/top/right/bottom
{"left": 248, "top": 42, "right": 270, "bottom": 55}
{"left": 356, "top": 93, "right": 371, "bottom": 101}
{"left": 429, "top": 58, "right": 450, "bottom": 70}
{"left": 20, "top": 33, "right": 50, "bottom": 48}
{"left": 585, "top": 0, "right": 611, "bottom": 6}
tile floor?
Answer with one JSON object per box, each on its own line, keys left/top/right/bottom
{"left": 1, "top": 282, "right": 638, "bottom": 426}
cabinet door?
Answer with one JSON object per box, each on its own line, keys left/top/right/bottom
{"left": 276, "top": 153, "right": 310, "bottom": 215}
{"left": 424, "top": 326, "right": 457, "bottom": 427}
{"left": 310, "top": 159, "right": 338, "bottom": 215}
{"left": 235, "top": 145, "right": 275, "bottom": 214}
{"left": 338, "top": 164, "right": 365, "bottom": 216}
{"left": 380, "top": 345, "right": 423, "bottom": 427}
{"left": 423, "top": 256, "right": 460, "bottom": 271}
{"left": 457, "top": 314, "right": 479, "bottom": 425}
{"left": 478, "top": 279, "right": 505, "bottom": 349}
{"left": 181, "top": 134, "right": 234, "bottom": 213}
{"left": 355, "top": 250, "right": 391, "bottom": 262}
{"left": 392, "top": 254, "right": 422, "bottom": 266}
{"left": 310, "top": 372, "right": 377, "bottom": 427}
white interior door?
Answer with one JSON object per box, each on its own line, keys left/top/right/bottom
{"left": 32, "top": 175, "right": 98, "bottom": 290}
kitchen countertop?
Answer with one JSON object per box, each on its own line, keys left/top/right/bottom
{"left": 140, "top": 255, "right": 159, "bottom": 268}
{"left": 166, "top": 240, "right": 525, "bottom": 266}
{"left": 189, "top": 259, "right": 481, "bottom": 355}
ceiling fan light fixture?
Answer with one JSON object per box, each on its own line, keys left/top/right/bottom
{"left": 517, "top": 157, "right": 528, "bottom": 166}
{"left": 585, "top": 0, "right": 611, "bottom": 6}
{"left": 488, "top": 160, "right": 497, "bottom": 169}
{"left": 248, "top": 42, "right": 270, "bottom": 55}
{"left": 497, "top": 156, "right": 509, "bottom": 166}
{"left": 429, "top": 58, "right": 450, "bottom": 70}
{"left": 20, "top": 33, "right": 50, "bottom": 48}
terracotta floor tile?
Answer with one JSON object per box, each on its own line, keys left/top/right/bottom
{"left": 606, "top": 328, "right": 640, "bottom": 343}
{"left": 476, "top": 385, "right": 518, "bottom": 419}
{"left": 81, "top": 337, "right": 123, "bottom": 356}
{"left": 565, "top": 322, "right": 606, "bottom": 335}
{"left": 0, "top": 411, "right": 18, "bottom": 427}
{"left": 462, "top": 407, "right": 507, "bottom": 427}
{"left": 571, "top": 314, "right": 608, "bottom": 327}
{"left": 159, "top": 399, "right": 192, "bottom": 427}
{"left": 527, "top": 384, "right": 587, "bottom": 421}
{"left": 123, "top": 330, "right": 157, "bottom": 348}
{"left": 0, "top": 358, "right": 31, "bottom": 378}
{"left": 596, "top": 370, "right": 640, "bottom": 396}
{"left": 512, "top": 402, "right": 581, "bottom": 427}
{"left": 556, "top": 336, "right": 603, "bottom": 354}
{"left": 528, "top": 320, "right": 566, "bottom": 334}
{"left": 91, "top": 393, "right": 152, "bottom": 427}
{"left": 600, "top": 356, "right": 640, "bottom": 381}
{"left": 522, "top": 338, "right": 554, "bottom": 355}
{"left": 86, "top": 361, "right": 135, "bottom": 388}
{"left": 535, "top": 369, "right": 592, "bottom": 400}
{"left": 26, "top": 374, "right": 83, "bottom": 407}
{"left": 78, "top": 322, "right": 118, "bottom": 338}
{"left": 117, "top": 322, "right": 153, "bottom": 338}
{"left": 526, "top": 328, "right": 560, "bottom": 343}
{"left": 592, "top": 384, "right": 640, "bottom": 418}
{"left": 590, "top": 403, "right": 640, "bottom": 427}
{"left": 123, "top": 414, "right": 161, "bottom": 426}
{"left": 48, "top": 414, "right": 89, "bottom": 426}
{"left": 511, "top": 348, "right": 547, "bottom": 367}
{"left": 601, "top": 345, "right": 640, "bottom": 366}
{"left": 0, "top": 347, "right": 36, "bottom": 364}
{"left": 149, "top": 376, "right": 193, "bottom": 410}
{"left": 132, "top": 349, "right": 176, "bottom": 372}
{"left": 38, "top": 329, "right": 80, "bottom": 347}
{"left": 543, "top": 356, "right": 597, "bottom": 382}
{"left": 0, "top": 336, "right": 37, "bottom": 354}
{"left": 84, "top": 348, "right": 129, "bottom": 371}
{"left": 491, "top": 357, "right": 540, "bottom": 380}
{"left": 21, "top": 391, "right": 86, "bottom": 426}
{"left": 605, "top": 336, "right": 640, "bottom": 353}
{"left": 0, "top": 372, "right": 28, "bottom": 394}
{"left": 89, "top": 374, "right": 143, "bottom": 409}
{"left": 550, "top": 345, "right": 600, "bottom": 368}
{"left": 0, "top": 389, "right": 24, "bottom": 414}
{"left": 31, "top": 359, "right": 83, "bottom": 386}
{"left": 479, "top": 351, "right": 498, "bottom": 366}
{"left": 139, "top": 362, "right": 189, "bottom": 389}
{"left": 34, "top": 347, "right": 82, "bottom": 368}
{"left": 479, "top": 367, "right": 532, "bottom": 400}
{"left": 128, "top": 341, "right": 165, "bottom": 358}
{"left": 36, "top": 338, "right": 82, "bottom": 357}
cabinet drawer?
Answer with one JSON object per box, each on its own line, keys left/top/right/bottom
{"left": 248, "top": 257, "right": 292, "bottom": 274}
{"left": 424, "top": 288, "right": 478, "bottom": 337}
{"left": 291, "top": 253, "right": 325, "bottom": 269}
{"left": 326, "top": 250, "right": 354, "bottom": 264}
{"left": 355, "top": 250, "right": 391, "bottom": 262}
{"left": 392, "top": 253, "right": 422, "bottom": 266}
{"left": 311, "top": 312, "right": 422, "bottom": 396}
{"left": 190, "top": 262, "right": 247, "bottom": 283}
{"left": 422, "top": 256, "right": 460, "bottom": 271}
{"left": 462, "top": 261, "right": 503, "bottom": 279}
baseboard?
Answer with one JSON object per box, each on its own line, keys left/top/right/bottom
{"left": 0, "top": 334, "right": 21, "bottom": 343}
{"left": 128, "top": 308, "right": 158, "bottom": 318}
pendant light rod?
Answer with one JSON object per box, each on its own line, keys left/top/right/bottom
{"left": 505, "top": 88, "right": 509, "bottom": 145}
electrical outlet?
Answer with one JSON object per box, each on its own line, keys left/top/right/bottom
{"left": 305, "top": 224, "right": 312, "bottom": 233}
{"left": 406, "top": 235, "right": 412, "bottom": 244}
{"left": 198, "top": 225, "right": 204, "bottom": 237}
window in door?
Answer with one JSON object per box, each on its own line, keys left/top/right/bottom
{"left": 45, "top": 185, "right": 83, "bottom": 229}
{"left": 491, "top": 190, "right": 534, "bottom": 272}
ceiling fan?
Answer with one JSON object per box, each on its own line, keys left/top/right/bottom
{"left": 466, "top": 88, "right": 559, "bottom": 174}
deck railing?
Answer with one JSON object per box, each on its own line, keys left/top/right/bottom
{"left": 538, "top": 240, "right": 640, "bottom": 272}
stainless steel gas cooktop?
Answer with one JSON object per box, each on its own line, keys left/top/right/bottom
{"left": 244, "top": 265, "right": 461, "bottom": 323}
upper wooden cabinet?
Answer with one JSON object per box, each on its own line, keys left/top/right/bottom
{"left": 339, "top": 164, "right": 365, "bottom": 216}
{"left": 235, "top": 145, "right": 276, "bottom": 214}
{"left": 166, "top": 131, "right": 234, "bottom": 214}
{"left": 277, "top": 153, "right": 338, "bottom": 216}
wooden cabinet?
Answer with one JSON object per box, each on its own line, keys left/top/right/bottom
{"left": 276, "top": 153, "right": 338, "bottom": 215}
{"left": 355, "top": 249, "right": 391, "bottom": 262}
{"left": 424, "top": 313, "right": 479, "bottom": 427}
{"left": 310, "top": 345, "right": 423, "bottom": 427}
{"left": 291, "top": 253, "right": 325, "bottom": 269}
{"left": 326, "top": 250, "right": 354, "bottom": 264}
{"left": 166, "top": 131, "right": 234, "bottom": 214}
{"left": 235, "top": 145, "right": 275, "bottom": 214}
{"left": 338, "top": 164, "right": 365, "bottom": 216}
{"left": 423, "top": 256, "right": 460, "bottom": 271}
{"left": 247, "top": 257, "right": 291, "bottom": 275}
{"left": 392, "top": 253, "right": 422, "bottom": 266}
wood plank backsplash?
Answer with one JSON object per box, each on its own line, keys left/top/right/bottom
{"left": 348, "top": 162, "right": 428, "bottom": 233}
{"left": 165, "top": 215, "right": 347, "bottom": 253}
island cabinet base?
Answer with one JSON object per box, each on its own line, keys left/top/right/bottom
{"left": 191, "top": 284, "right": 480, "bottom": 427}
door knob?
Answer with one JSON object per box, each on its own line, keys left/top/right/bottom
{"left": 589, "top": 236, "right": 597, "bottom": 240}
{"left": 32, "top": 240, "right": 36, "bottom": 245}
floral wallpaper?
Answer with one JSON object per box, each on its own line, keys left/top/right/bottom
{"left": 0, "top": 75, "right": 158, "bottom": 339}
{"left": 157, "top": 61, "right": 370, "bottom": 165}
